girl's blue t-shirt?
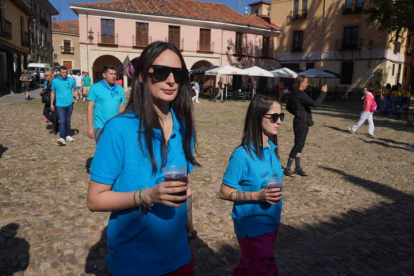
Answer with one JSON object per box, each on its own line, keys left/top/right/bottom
{"left": 90, "top": 109, "right": 194, "bottom": 276}
{"left": 223, "top": 141, "right": 283, "bottom": 238}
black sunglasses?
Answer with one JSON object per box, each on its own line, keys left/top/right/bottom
{"left": 264, "top": 113, "right": 285, "bottom": 123}
{"left": 149, "top": 65, "right": 188, "bottom": 83}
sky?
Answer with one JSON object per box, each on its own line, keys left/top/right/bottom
{"left": 49, "top": 0, "right": 259, "bottom": 21}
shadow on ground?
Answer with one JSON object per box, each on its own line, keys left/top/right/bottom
{"left": 0, "top": 223, "right": 30, "bottom": 276}
{"left": 0, "top": 144, "right": 8, "bottom": 157}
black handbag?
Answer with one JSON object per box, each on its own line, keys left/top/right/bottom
{"left": 40, "top": 91, "right": 50, "bottom": 104}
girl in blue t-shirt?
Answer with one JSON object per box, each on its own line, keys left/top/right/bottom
{"left": 87, "top": 42, "right": 199, "bottom": 276}
{"left": 220, "top": 95, "right": 284, "bottom": 276}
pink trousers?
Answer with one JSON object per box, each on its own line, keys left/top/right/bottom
{"left": 231, "top": 228, "right": 280, "bottom": 276}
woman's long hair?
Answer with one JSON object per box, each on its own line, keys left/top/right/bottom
{"left": 239, "top": 94, "right": 280, "bottom": 160}
{"left": 124, "top": 41, "right": 199, "bottom": 172}
{"left": 293, "top": 75, "right": 307, "bottom": 90}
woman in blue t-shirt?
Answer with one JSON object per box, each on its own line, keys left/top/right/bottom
{"left": 220, "top": 95, "right": 284, "bottom": 276}
{"left": 87, "top": 42, "right": 199, "bottom": 276}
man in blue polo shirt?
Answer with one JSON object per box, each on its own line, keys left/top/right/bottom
{"left": 86, "top": 65, "right": 126, "bottom": 141}
{"left": 50, "top": 66, "right": 78, "bottom": 146}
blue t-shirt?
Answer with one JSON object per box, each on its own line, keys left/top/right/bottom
{"left": 50, "top": 76, "right": 77, "bottom": 107}
{"left": 90, "top": 109, "right": 194, "bottom": 276}
{"left": 223, "top": 141, "right": 283, "bottom": 238}
{"left": 87, "top": 80, "right": 126, "bottom": 129}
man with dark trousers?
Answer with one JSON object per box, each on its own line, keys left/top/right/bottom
{"left": 284, "top": 75, "right": 328, "bottom": 177}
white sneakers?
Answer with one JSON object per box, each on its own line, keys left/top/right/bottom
{"left": 57, "top": 136, "right": 74, "bottom": 145}
{"left": 57, "top": 138, "right": 66, "bottom": 145}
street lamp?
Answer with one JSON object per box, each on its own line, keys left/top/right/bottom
{"left": 88, "top": 28, "right": 94, "bottom": 42}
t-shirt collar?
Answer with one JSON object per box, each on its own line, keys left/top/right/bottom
{"left": 99, "top": 79, "right": 118, "bottom": 96}
{"left": 153, "top": 109, "right": 180, "bottom": 138}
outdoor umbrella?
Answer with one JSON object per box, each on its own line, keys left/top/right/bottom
{"left": 270, "top": 67, "right": 298, "bottom": 78}
{"left": 299, "top": 69, "right": 336, "bottom": 78}
{"left": 205, "top": 66, "right": 249, "bottom": 99}
{"left": 189, "top": 65, "right": 219, "bottom": 75}
{"left": 243, "top": 66, "right": 274, "bottom": 97}
{"left": 300, "top": 69, "right": 336, "bottom": 97}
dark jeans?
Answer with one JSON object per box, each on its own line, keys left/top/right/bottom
{"left": 56, "top": 104, "right": 73, "bottom": 140}
{"left": 288, "top": 122, "right": 309, "bottom": 159}
{"left": 43, "top": 104, "right": 59, "bottom": 134}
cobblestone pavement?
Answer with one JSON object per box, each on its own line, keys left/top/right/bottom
{"left": 0, "top": 98, "right": 413, "bottom": 276}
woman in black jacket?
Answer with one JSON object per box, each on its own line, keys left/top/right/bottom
{"left": 284, "top": 75, "right": 327, "bottom": 177}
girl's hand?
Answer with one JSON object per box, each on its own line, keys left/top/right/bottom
{"left": 258, "top": 188, "right": 282, "bottom": 205}
{"left": 147, "top": 181, "right": 188, "bottom": 207}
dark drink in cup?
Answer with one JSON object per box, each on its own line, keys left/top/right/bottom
{"left": 162, "top": 165, "right": 188, "bottom": 204}
{"left": 164, "top": 174, "right": 188, "bottom": 203}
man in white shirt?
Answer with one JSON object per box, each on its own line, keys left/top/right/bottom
{"left": 73, "top": 72, "right": 84, "bottom": 99}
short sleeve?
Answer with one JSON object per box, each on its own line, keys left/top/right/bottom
{"left": 51, "top": 79, "right": 56, "bottom": 91}
{"left": 222, "top": 153, "right": 246, "bottom": 188}
{"left": 87, "top": 85, "right": 96, "bottom": 101}
{"left": 71, "top": 79, "right": 77, "bottom": 89}
{"left": 120, "top": 87, "right": 126, "bottom": 104}
{"left": 187, "top": 134, "right": 195, "bottom": 174}
{"left": 90, "top": 123, "right": 125, "bottom": 185}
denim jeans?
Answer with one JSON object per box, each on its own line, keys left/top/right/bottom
{"left": 56, "top": 104, "right": 73, "bottom": 139}
{"left": 382, "top": 97, "right": 390, "bottom": 112}
{"left": 391, "top": 97, "right": 398, "bottom": 115}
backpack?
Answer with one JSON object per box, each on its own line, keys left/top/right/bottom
{"left": 370, "top": 100, "right": 377, "bottom": 112}
{"left": 286, "top": 99, "right": 295, "bottom": 115}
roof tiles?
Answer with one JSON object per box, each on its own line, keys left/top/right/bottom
{"left": 70, "top": 0, "right": 280, "bottom": 30}
{"left": 51, "top": 20, "right": 79, "bottom": 35}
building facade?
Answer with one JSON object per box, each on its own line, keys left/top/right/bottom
{"left": 0, "top": 0, "right": 33, "bottom": 95}
{"left": 28, "top": 0, "right": 58, "bottom": 65}
{"left": 270, "top": 0, "right": 413, "bottom": 90}
{"left": 70, "top": 0, "right": 280, "bottom": 90}
{"left": 51, "top": 19, "right": 80, "bottom": 69}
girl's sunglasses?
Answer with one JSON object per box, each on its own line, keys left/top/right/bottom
{"left": 149, "top": 65, "right": 188, "bottom": 83}
{"left": 264, "top": 113, "right": 285, "bottom": 123}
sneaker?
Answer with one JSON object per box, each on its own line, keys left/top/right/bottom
{"left": 66, "top": 136, "right": 74, "bottom": 142}
{"left": 283, "top": 168, "right": 296, "bottom": 177}
{"left": 57, "top": 138, "right": 66, "bottom": 145}
{"left": 368, "top": 134, "right": 374, "bottom": 138}
{"left": 83, "top": 98, "right": 86, "bottom": 101}
{"left": 406, "top": 144, "right": 414, "bottom": 151}
{"left": 348, "top": 127, "right": 354, "bottom": 134}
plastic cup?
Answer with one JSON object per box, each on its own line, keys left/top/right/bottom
{"left": 162, "top": 165, "right": 188, "bottom": 203}
{"left": 267, "top": 177, "right": 283, "bottom": 190}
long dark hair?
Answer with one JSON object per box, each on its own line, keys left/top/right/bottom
{"left": 124, "top": 41, "right": 199, "bottom": 172}
{"left": 239, "top": 94, "right": 280, "bottom": 160}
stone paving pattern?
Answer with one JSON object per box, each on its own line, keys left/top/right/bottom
{"left": 0, "top": 97, "right": 413, "bottom": 276}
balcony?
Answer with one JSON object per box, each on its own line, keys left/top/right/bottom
{"left": 342, "top": 2, "right": 364, "bottom": 14}
{"left": 132, "top": 36, "right": 152, "bottom": 48}
{"left": 1, "top": 20, "right": 12, "bottom": 40}
{"left": 292, "top": 43, "right": 303, "bottom": 52}
{"left": 61, "top": 46, "right": 74, "bottom": 54}
{"left": 21, "top": 32, "right": 29, "bottom": 47}
{"left": 393, "top": 42, "right": 401, "bottom": 54}
{"left": 335, "top": 38, "right": 363, "bottom": 50}
{"left": 197, "top": 41, "right": 214, "bottom": 53}
{"left": 291, "top": 9, "right": 307, "bottom": 20}
{"left": 98, "top": 33, "right": 118, "bottom": 46}
{"left": 234, "top": 46, "right": 246, "bottom": 56}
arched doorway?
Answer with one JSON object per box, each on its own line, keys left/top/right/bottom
{"left": 190, "top": 60, "right": 215, "bottom": 93}
{"left": 92, "top": 55, "right": 122, "bottom": 83}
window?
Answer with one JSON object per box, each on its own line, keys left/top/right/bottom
{"left": 54, "top": 53, "right": 57, "bottom": 59}
{"left": 168, "top": 26, "right": 181, "bottom": 49}
{"left": 355, "top": 0, "right": 364, "bottom": 12}
{"left": 53, "top": 25, "right": 60, "bottom": 29}
{"left": 302, "top": 0, "right": 308, "bottom": 16}
{"left": 392, "top": 64, "right": 395, "bottom": 76}
{"left": 344, "top": 0, "right": 353, "bottom": 10}
{"left": 101, "top": 19, "right": 115, "bottom": 44}
{"left": 135, "top": 22, "right": 149, "bottom": 47}
{"left": 63, "top": 40, "right": 71, "bottom": 53}
{"left": 343, "top": 26, "right": 359, "bottom": 49}
{"left": 199, "top": 29, "right": 211, "bottom": 52}
{"left": 306, "top": 62, "right": 314, "bottom": 70}
{"left": 341, "top": 61, "right": 353, "bottom": 84}
{"left": 69, "top": 26, "right": 76, "bottom": 31}
{"left": 292, "top": 30, "right": 303, "bottom": 52}
{"left": 293, "top": 0, "right": 299, "bottom": 18}
{"left": 235, "top": 32, "right": 244, "bottom": 54}
{"left": 262, "top": 36, "right": 270, "bottom": 57}
{"left": 394, "top": 42, "right": 401, "bottom": 54}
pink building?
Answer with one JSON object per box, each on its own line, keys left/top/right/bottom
{"left": 70, "top": 0, "right": 280, "bottom": 90}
